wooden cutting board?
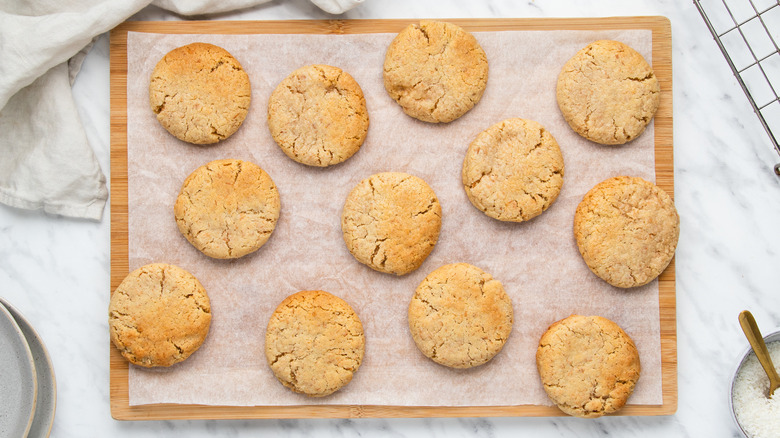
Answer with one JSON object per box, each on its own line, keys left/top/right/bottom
{"left": 110, "top": 17, "right": 675, "bottom": 420}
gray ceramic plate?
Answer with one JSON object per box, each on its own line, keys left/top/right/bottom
{"left": 0, "top": 298, "right": 56, "bottom": 438}
{"left": 0, "top": 301, "right": 37, "bottom": 438}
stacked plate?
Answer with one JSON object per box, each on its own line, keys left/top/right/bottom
{"left": 0, "top": 298, "right": 56, "bottom": 438}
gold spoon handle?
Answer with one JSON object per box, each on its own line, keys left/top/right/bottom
{"left": 739, "top": 310, "right": 780, "bottom": 395}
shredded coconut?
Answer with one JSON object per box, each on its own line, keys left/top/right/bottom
{"left": 733, "top": 340, "right": 780, "bottom": 438}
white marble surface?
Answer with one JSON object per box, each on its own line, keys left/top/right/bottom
{"left": 1, "top": 0, "right": 780, "bottom": 436}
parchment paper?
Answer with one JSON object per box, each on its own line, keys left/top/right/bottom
{"left": 125, "top": 28, "right": 662, "bottom": 407}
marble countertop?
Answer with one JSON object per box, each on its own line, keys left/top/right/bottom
{"left": 2, "top": 0, "right": 780, "bottom": 436}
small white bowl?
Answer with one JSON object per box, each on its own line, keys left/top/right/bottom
{"left": 729, "top": 328, "right": 780, "bottom": 438}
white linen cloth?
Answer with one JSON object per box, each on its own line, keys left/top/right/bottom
{"left": 0, "top": 0, "right": 362, "bottom": 220}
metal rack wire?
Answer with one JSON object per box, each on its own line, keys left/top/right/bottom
{"left": 693, "top": 0, "right": 780, "bottom": 175}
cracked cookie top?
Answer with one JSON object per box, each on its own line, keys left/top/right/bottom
{"left": 556, "top": 40, "right": 660, "bottom": 145}
{"left": 408, "top": 263, "right": 513, "bottom": 369}
{"left": 462, "top": 118, "right": 564, "bottom": 222}
{"left": 265, "top": 290, "right": 365, "bottom": 397}
{"left": 536, "top": 315, "right": 640, "bottom": 418}
{"left": 109, "top": 263, "right": 211, "bottom": 367}
{"left": 573, "top": 176, "right": 679, "bottom": 288}
{"left": 267, "top": 64, "right": 369, "bottom": 167}
{"left": 149, "top": 42, "right": 251, "bottom": 145}
{"left": 383, "top": 20, "right": 489, "bottom": 123}
{"left": 174, "top": 159, "right": 280, "bottom": 259}
{"left": 341, "top": 172, "right": 442, "bottom": 275}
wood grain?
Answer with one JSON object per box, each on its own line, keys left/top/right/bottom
{"left": 110, "top": 17, "right": 675, "bottom": 420}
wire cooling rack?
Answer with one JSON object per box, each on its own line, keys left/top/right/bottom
{"left": 693, "top": 0, "right": 780, "bottom": 175}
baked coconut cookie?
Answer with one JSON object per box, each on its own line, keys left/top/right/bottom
{"left": 341, "top": 172, "right": 442, "bottom": 275}
{"left": 556, "top": 40, "right": 660, "bottom": 145}
{"left": 536, "top": 315, "right": 641, "bottom": 418}
{"left": 109, "top": 263, "right": 211, "bottom": 367}
{"left": 149, "top": 42, "right": 251, "bottom": 145}
{"left": 462, "top": 118, "right": 564, "bottom": 222}
{"left": 383, "top": 20, "right": 489, "bottom": 123}
{"left": 573, "top": 176, "right": 679, "bottom": 288}
{"left": 265, "top": 290, "right": 365, "bottom": 397}
{"left": 409, "top": 263, "right": 513, "bottom": 368}
{"left": 174, "top": 159, "right": 280, "bottom": 259}
{"left": 268, "top": 64, "right": 369, "bottom": 167}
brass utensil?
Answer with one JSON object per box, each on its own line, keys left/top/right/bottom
{"left": 739, "top": 310, "right": 780, "bottom": 397}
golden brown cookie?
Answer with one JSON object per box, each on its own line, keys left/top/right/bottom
{"left": 341, "top": 172, "right": 441, "bottom": 275}
{"left": 556, "top": 40, "right": 660, "bottom": 145}
{"left": 408, "top": 263, "right": 513, "bottom": 368}
{"left": 265, "top": 290, "right": 365, "bottom": 397}
{"left": 174, "top": 159, "right": 280, "bottom": 259}
{"left": 109, "top": 263, "right": 211, "bottom": 367}
{"left": 149, "top": 42, "right": 251, "bottom": 145}
{"left": 462, "top": 118, "right": 564, "bottom": 222}
{"left": 536, "top": 315, "right": 641, "bottom": 418}
{"left": 383, "top": 20, "right": 489, "bottom": 123}
{"left": 573, "top": 176, "right": 679, "bottom": 288}
{"left": 267, "top": 64, "right": 369, "bottom": 167}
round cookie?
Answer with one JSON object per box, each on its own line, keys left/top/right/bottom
{"left": 573, "top": 176, "right": 679, "bottom": 288}
{"left": 267, "top": 64, "right": 369, "bottom": 167}
{"left": 149, "top": 42, "right": 251, "bottom": 145}
{"left": 341, "top": 172, "right": 441, "bottom": 275}
{"left": 556, "top": 40, "right": 660, "bottom": 145}
{"left": 109, "top": 263, "right": 211, "bottom": 368}
{"left": 383, "top": 20, "right": 488, "bottom": 123}
{"left": 265, "top": 290, "right": 365, "bottom": 397}
{"left": 174, "top": 159, "right": 280, "bottom": 259}
{"left": 536, "top": 315, "right": 641, "bottom": 418}
{"left": 409, "top": 263, "right": 513, "bottom": 369}
{"left": 462, "top": 118, "right": 564, "bottom": 222}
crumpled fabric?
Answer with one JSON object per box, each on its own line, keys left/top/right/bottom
{"left": 0, "top": 0, "right": 363, "bottom": 220}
